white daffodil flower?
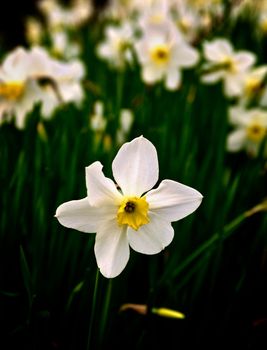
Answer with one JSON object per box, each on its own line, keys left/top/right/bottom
{"left": 28, "top": 47, "right": 85, "bottom": 118}
{"left": 56, "top": 136, "right": 203, "bottom": 278}
{"left": 0, "top": 47, "right": 44, "bottom": 129}
{"left": 0, "top": 46, "right": 85, "bottom": 128}
{"left": 227, "top": 106, "right": 267, "bottom": 156}
{"left": 90, "top": 101, "right": 107, "bottom": 132}
{"left": 135, "top": 25, "right": 199, "bottom": 90}
{"left": 96, "top": 22, "right": 134, "bottom": 69}
{"left": 201, "top": 38, "right": 256, "bottom": 97}
{"left": 236, "top": 65, "right": 267, "bottom": 106}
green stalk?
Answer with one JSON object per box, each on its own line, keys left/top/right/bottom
{"left": 87, "top": 268, "right": 100, "bottom": 350}
{"left": 98, "top": 279, "right": 113, "bottom": 346}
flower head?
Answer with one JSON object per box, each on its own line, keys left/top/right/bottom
{"left": 56, "top": 136, "right": 203, "bottom": 278}
{"left": 201, "top": 38, "right": 256, "bottom": 97}
{"left": 96, "top": 22, "right": 134, "bottom": 70}
{"left": 135, "top": 24, "right": 199, "bottom": 90}
{"left": 227, "top": 106, "right": 267, "bottom": 156}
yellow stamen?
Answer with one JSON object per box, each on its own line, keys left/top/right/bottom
{"left": 260, "top": 20, "right": 267, "bottom": 34}
{"left": 244, "top": 78, "right": 262, "bottom": 96}
{"left": 246, "top": 121, "right": 266, "bottom": 142}
{"left": 150, "top": 44, "right": 170, "bottom": 65}
{"left": 117, "top": 196, "right": 149, "bottom": 230}
{"left": 178, "top": 18, "right": 191, "bottom": 33}
{"left": 152, "top": 307, "right": 185, "bottom": 319}
{"left": 0, "top": 82, "right": 25, "bottom": 100}
{"left": 222, "top": 57, "right": 237, "bottom": 74}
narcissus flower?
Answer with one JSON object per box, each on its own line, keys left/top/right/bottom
{"left": 201, "top": 38, "right": 256, "bottom": 97}
{"left": 135, "top": 24, "right": 199, "bottom": 90}
{"left": 227, "top": 106, "right": 267, "bottom": 156}
{"left": 56, "top": 136, "right": 203, "bottom": 278}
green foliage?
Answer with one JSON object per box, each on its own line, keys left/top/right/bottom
{"left": 1, "top": 9, "right": 267, "bottom": 350}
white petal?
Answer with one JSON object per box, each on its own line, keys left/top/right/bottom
{"left": 142, "top": 64, "right": 162, "bottom": 84}
{"left": 234, "top": 52, "right": 256, "bottom": 71}
{"left": 201, "top": 70, "right": 224, "bottom": 83}
{"left": 228, "top": 106, "right": 246, "bottom": 126}
{"left": 112, "top": 136, "right": 159, "bottom": 196}
{"left": 226, "top": 129, "right": 246, "bottom": 152}
{"left": 203, "top": 39, "right": 233, "bottom": 62}
{"left": 224, "top": 75, "right": 243, "bottom": 97}
{"left": 165, "top": 68, "right": 181, "bottom": 90}
{"left": 86, "top": 161, "right": 122, "bottom": 206}
{"left": 173, "top": 44, "right": 199, "bottom": 67}
{"left": 2, "top": 47, "right": 30, "bottom": 81}
{"left": 146, "top": 179, "right": 203, "bottom": 222}
{"left": 55, "top": 197, "right": 109, "bottom": 233}
{"left": 127, "top": 212, "right": 174, "bottom": 255}
{"left": 94, "top": 219, "right": 130, "bottom": 278}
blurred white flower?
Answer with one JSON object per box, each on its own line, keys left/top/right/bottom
{"left": 201, "top": 38, "right": 256, "bottom": 97}
{"left": 227, "top": 106, "right": 267, "bottom": 156}
{"left": 0, "top": 47, "right": 43, "bottom": 128}
{"left": 116, "top": 108, "right": 134, "bottom": 145}
{"left": 29, "top": 46, "right": 85, "bottom": 118}
{"left": 39, "top": 0, "right": 92, "bottom": 30}
{"left": 56, "top": 136, "right": 203, "bottom": 278}
{"left": 135, "top": 24, "right": 199, "bottom": 90}
{"left": 239, "top": 65, "right": 267, "bottom": 104}
{"left": 90, "top": 101, "right": 107, "bottom": 132}
{"left": 25, "top": 17, "right": 43, "bottom": 45}
{"left": 119, "top": 109, "right": 134, "bottom": 133}
{"left": 172, "top": 0, "right": 203, "bottom": 43}
{"left": 137, "top": 0, "right": 174, "bottom": 33}
{"left": 51, "top": 30, "right": 81, "bottom": 59}
{"left": 0, "top": 46, "right": 85, "bottom": 128}
{"left": 96, "top": 22, "right": 134, "bottom": 69}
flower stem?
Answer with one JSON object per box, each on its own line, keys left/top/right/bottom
{"left": 86, "top": 268, "right": 100, "bottom": 350}
{"left": 98, "top": 279, "right": 113, "bottom": 345}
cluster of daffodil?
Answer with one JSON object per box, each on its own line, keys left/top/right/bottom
{"left": 25, "top": 0, "right": 92, "bottom": 59}
{"left": 0, "top": 46, "right": 84, "bottom": 128}
{"left": 1, "top": 0, "right": 267, "bottom": 152}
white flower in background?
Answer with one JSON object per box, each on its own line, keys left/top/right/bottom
{"left": 135, "top": 25, "right": 199, "bottom": 90}
{"left": 239, "top": 65, "right": 267, "bottom": 104}
{"left": 90, "top": 101, "right": 107, "bottom": 132}
{"left": 137, "top": 0, "right": 174, "bottom": 33}
{"left": 172, "top": 0, "right": 202, "bottom": 43}
{"left": 104, "top": 0, "right": 163, "bottom": 20}
{"left": 201, "top": 38, "right": 256, "bottom": 97}
{"left": 25, "top": 17, "right": 43, "bottom": 45}
{"left": 116, "top": 109, "right": 134, "bottom": 145}
{"left": 51, "top": 30, "right": 81, "bottom": 59}
{"left": 96, "top": 22, "right": 134, "bottom": 69}
{"left": 39, "top": 0, "right": 92, "bottom": 30}
{"left": 187, "top": 0, "right": 224, "bottom": 16}
{"left": 29, "top": 47, "right": 85, "bottom": 118}
{"left": 227, "top": 106, "right": 267, "bottom": 156}
{"left": 56, "top": 136, "right": 203, "bottom": 278}
{"left": 0, "top": 46, "right": 85, "bottom": 128}
{"left": 0, "top": 47, "right": 44, "bottom": 129}
{"left": 119, "top": 109, "right": 134, "bottom": 134}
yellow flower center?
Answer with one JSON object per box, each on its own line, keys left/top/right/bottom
{"left": 260, "top": 19, "right": 267, "bottom": 33}
{"left": 150, "top": 45, "right": 170, "bottom": 65}
{"left": 244, "top": 78, "right": 262, "bottom": 96}
{"left": 0, "top": 82, "right": 25, "bottom": 100}
{"left": 117, "top": 196, "right": 149, "bottom": 231}
{"left": 178, "top": 18, "right": 191, "bottom": 33}
{"left": 246, "top": 121, "right": 266, "bottom": 142}
{"left": 222, "top": 57, "right": 237, "bottom": 74}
